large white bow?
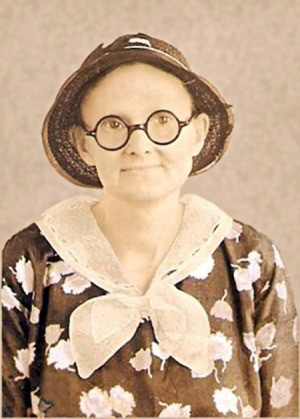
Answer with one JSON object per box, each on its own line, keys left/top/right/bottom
{"left": 69, "top": 282, "right": 214, "bottom": 379}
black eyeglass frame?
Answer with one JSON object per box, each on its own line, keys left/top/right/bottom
{"left": 84, "top": 109, "right": 196, "bottom": 151}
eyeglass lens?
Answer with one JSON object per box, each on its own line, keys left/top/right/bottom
{"left": 95, "top": 110, "right": 180, "bottom": 149}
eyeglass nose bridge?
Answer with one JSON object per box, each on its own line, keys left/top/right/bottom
{"left": 123, "top": 122, "right": 153, "bottom": 146}
{"left": 127, "top": 122, "right": 148, "bottom": 138}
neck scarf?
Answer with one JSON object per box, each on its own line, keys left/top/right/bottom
{"left": 36, "top": 194, "right": 233, "bottom": 379}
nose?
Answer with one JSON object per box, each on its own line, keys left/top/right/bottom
{"left": 124, "top": 126, "right": 153, "bottom": 155}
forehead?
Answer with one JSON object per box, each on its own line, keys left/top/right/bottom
{"left": 80, "top": 62, "right": 193, "bottom": 120}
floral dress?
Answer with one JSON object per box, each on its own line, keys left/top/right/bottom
{"left": 2, "top": 194, "right": 299, "bottom": 417}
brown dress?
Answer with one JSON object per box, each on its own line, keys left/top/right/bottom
{"left": 2, "top": 194, "right": 299, "bottom": 417}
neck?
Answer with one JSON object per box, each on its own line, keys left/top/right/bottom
{"left": 91, "top": 190, "right": 185, "bottom": 264}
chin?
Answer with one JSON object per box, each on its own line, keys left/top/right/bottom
{"left": 113, "top": 183, "right": 177, "bottom": 203}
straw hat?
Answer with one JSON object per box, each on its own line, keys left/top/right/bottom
{"left": 42, "top": 32, "right": 234, "bottom": 188}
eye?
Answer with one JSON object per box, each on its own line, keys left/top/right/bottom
{"left": 151, "top": 112, "right": 174, "bottom": 126}
{"left": 103, "top": 119, "right": 123, "bottom": 129}
{"left": 157, "top": 115, "right": 171, "bottom": 124}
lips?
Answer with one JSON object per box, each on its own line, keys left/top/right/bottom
{"left": 122, "top": 165, "right": 160, "bottom": 171}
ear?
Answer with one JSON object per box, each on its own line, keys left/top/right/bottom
{"left": 191, "top": 113, "right": 210, "bottom": 157}
{"left": 69, "top": 125, "right": 96, "bottom": 166}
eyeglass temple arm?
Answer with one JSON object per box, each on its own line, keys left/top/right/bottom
{"left": 84, "top": 127, "right": 97, "bottom": 137}
{"left": 179, "top": 113, "right": 196, "bottom": 127}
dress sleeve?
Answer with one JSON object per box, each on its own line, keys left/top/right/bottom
{"left": 2, "top": 234, "right": 35, "bottom": 417}
{"left": 254, "top": 239, "right": 299, "bottom": 417}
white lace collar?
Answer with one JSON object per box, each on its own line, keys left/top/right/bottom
{"left": 35, "top": 193, "right": 233, "bottom": 379}
{"left": 35, "top": 193, "right": 233, "bottom": 295}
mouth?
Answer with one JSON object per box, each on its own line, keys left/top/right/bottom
{"left": 122, "top": 165, "right": 161, "bottom": 172}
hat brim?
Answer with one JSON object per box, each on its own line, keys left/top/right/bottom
{"left": 42, "top": 49, "right": 234, "bottom": 188}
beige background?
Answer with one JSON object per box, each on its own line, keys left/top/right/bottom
{"left": 1, "top": 0, "right": 299, "bottom": 307}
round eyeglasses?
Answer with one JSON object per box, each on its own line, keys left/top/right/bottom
{"left": 84, "top": 109, "right": 196, "bottom": 151}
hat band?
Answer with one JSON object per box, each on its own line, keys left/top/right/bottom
{"left": 123, "top": 45, "right": 189, "bottom": 70}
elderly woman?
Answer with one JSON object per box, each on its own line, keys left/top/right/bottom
{"left": 2, "top": 33, "right": 298, "bottom": 417}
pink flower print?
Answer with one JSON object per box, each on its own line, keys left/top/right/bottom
{"left": 109, "top": 385, "right": 136, "bottom": 417}
{"left": 211, "top": 331, "right": 233, "bottom": 373}
{"left": 243, "top": 322, "right": 276, "bottom": 372}
{"left": 129, "top": 347, "right": 153, "bottom": 378}
{"left": 225, "top": 222, "right": 243, "bottom": 242}
{"left": 210, "top": 289, "right": 233, "bottom": 322}
{"left": 213, "top": 386, "right": 238, "bottom": 415}
{"left": 231, "top": 250, "right": 262, "bottom": 297}
{"left": 293, "top": 316, "right": 298, "bottom": 344}
{"left": 47, "top": 339, "right": 76, "bottom": 372}
{"left": 233, "top": 268, "right": 252, "bottom": 292}
{"left": 151, "top": 342, "right": 170, "bottom": 371}
{"left": 275, "top": 281, "right": 288, "bottom": 314}
{"left": 189, "top": 256, "right": 214, "bottom": 280}
{"left": 9, "top": 255, "right": 34, "bottom": 294}
{"left": 270, "top": 376, "right": 293, "bottom": 409}
{"left": 2, "top": 285, "right": 22, "bottom": 311}
{"left": 29, "top": 305, "right": 40, "bottom": 324}
{"left": 79, "top": 387, "right": 113, "bottom": 417}
{"left": 158, "top": 401, "right": 191, "bottom": 417}
{"left": 237, "top": 396, "right": 258, "bottom": 417}
{"left": 62, "top": 273, "right": 91, "bottom": 294}
{"left": 272, "top": 244, "right": 285, "bottom": 269}
{"left": 44, "top": 324, "right": 65, "bottom": 355}
{"left": 14, "top": 342, "right": 36, "bottom": 381}
{"left": 45, "top": 261, "right": 74, "bottom": 286}
{"left": 79, "top": 385, "right": 136, "bottom": 417}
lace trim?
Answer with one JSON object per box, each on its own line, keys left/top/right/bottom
{"left": 35, "top": 193, "right": 233, "bottom": 295}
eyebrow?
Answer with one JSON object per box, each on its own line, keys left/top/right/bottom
{"left": 96, "top": 109, "right": 178, "bottom": 123}
{"left": 84, "top": 108, "right": 188, "bottom": 131}
{"left": 110, "top": 112, "right": 132, "bottom": 123}
{"left": 81, "top": 113, "right": 131, "bottom": 132}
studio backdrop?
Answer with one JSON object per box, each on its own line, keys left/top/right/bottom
{"left": 1, "top": 0, "right": 299, "bottom": 305}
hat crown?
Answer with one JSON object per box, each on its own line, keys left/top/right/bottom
{"left": 80, "top": 32, "right": 191, "bottom": 71}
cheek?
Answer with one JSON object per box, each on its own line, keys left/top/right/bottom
{"left": 92, "top": 154, "right": 120, "bottom": 181}
{"left": 160, "top": 151, "right": 194, "bottom": 185}
{"left": 162, "top": 135, "right": 196, "bottom": 168}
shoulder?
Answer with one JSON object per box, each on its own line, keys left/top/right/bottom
{"left": 223, "top": 218, "right": 285, "bottom": 291}
{"left": 224, "top": 218, "right": 278, "bottom": 262}
{"left": 222, "top": 219, "right": 297, "bottom": 315}
{"left": 2, "top": 223, "right": 55, "bottom": 268}
{"left": 2, "top": 223, "right": 56, "bottom": 307}
{"left": 226, "top": 218, "right": 274, "bottom": 248}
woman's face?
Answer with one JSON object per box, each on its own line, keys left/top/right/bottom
{"left": 74, "top": 62, "right": 209, "bottom": 202}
